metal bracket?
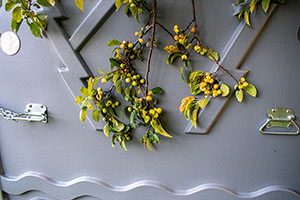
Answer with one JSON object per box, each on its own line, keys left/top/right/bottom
{"left": 14, "top": 104, "right": 48, "bottom": 123}
{"left": 259, "top": 108, "right": 299, "bottom": 135}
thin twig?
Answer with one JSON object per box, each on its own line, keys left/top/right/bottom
{"left": 145, "top": 0, "right": 157, "bottom": 95}
{"left": 191, "top": 0, "right": 239, "bottom": 83}
{"left": 156, "top": 21, "right": 174, "bottom": 39}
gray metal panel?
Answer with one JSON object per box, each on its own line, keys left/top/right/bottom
{"left": 0, "top": 0, "right": 299, "bottom": 200}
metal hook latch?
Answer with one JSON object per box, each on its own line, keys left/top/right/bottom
{"left": 259, "top": 108, "right": 299, "bottom": 135}
{"left": 13, "top": 104, "right": 48, "bottom": 123}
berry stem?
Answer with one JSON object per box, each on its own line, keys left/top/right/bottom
{"left": 145, "top": 0, "right": 157, "bottom": 95}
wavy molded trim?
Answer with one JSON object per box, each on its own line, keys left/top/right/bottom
{"left": 1, "top": 172, "right": 300, "bottom": 199}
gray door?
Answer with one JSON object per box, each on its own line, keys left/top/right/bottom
{"left": 0, "top": 0, "right": 300, "bottom": 199}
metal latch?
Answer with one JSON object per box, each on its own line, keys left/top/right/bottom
{"left": 260, "top": 108, "right": 299, "bottom": 135}
{"left": 14, "top": 104, "right": 48, "bottom": 123}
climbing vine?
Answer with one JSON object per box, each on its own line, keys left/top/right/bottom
{"left": 0, "top": 0, "right": 286, "bottom": 151}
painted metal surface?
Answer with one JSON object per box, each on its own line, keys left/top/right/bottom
{"left": 0, "top": 0, "right": 300, "bottom": 200}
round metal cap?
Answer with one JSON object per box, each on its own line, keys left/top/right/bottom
{"left": 0, "top": 31, "right": 21, "bottom": 56}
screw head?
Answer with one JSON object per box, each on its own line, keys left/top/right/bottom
{"left": 266, "top": 123, "right": 271, "bottom": 128}
{"left": 287, "top": 123, "right": 292, "bottom": 129}
{"left": 272, "top": 109, "right": 276, "bottom": 113}
{"left": 287, "top": 109, "right": 291, "bottom": 114}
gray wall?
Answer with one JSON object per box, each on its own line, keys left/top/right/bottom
{"left": 0, "top": 0, "right": 300, "bottom": 199}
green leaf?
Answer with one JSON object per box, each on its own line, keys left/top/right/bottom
{"left": 11, "top": 18, "right": 22, "bottom": 33}
{"left": 124, "top": 3, "right": 130, "bottom": 16}
{"left": 92, "top": 109, "right": 100, "bottom": 122}
{"left": 36, "top": 14, "right": 48, "bottom": 30}
{"left": 93, "top": 77, "right": 101, "bottom": 86}
{"left": 115, "top": 79, "right": 124, "bottom": 95}
{"left": 107, "top": 39, "right": 121, "bottom": 47}
{"left": 151, "top": 134, "right": 160, "bottom": 144}
{"left": 191, "top": 101, "right": 201, "bottom": 128}
{"left": 103, "top": 123, "right": 110, "bottom": 138}
{"left": 109, "top": 58, "right": 121, "bottom": 67}
{"left": 120, "top": 107, "right": 124, "bottom": 120}
{"left": 244, "top": 10, "right": 251, "bottom": 26}
{"left": 134, "top": 8, "right": 140, "bottom": 23}
{"left": 5, "top": 1, "right": 16, "bottom": 11}
{"left": 76, "top": 96, "right": 84, "bottom": 104}
{"left": 170, "top": 53, "right": 181, "bottom": 64}
{"left": 12, "top": 7, "right": 22, "bottom": 23}
{"left": 165, "top": 53, "right": 172, "bottom": 64}
{"left": 243, "top": 83, "right": 257, "bottom": 97}
{"left": 235, "top": 89, "right": 243, "bottom": 103}
{"left": 120, "top": 138, "right": 127, "bottom": 151}
{"left": 0, "top": 0, "right": 2, "bottom": 8}
{"left": 220, "top": 83, "right": 230, "bottom": 97}
{"left": 207, "top": 49, "right": 219, "bottom": 61}
{"left": 109, "top": 107, "right": 116, "bottom": 117}
{"left": 79, "top": 107, "right": 87, "bottom": 123}
{"left": 151, "top": 87, "right": 163, "bottom": 95}
{"left": 75, "top": 0, "right": 84, "bottom": 12}
{"left": 80, "top": 86, "right": 89, "bottom": 96}
{"left": 191, "top": 83, "right": 201, "bottom": 95}
{"left": 184, "top": 100, "right": 195, "bottom": 120}
{"left": 112, "top": 119, "right": 125, "bottom": 132}
{"left": 180, "top": 66, "right": 186, "bottom": 82}
{"left": 261, "top": 0, "right": 270, "bottom": 13}
{"left": 130, "top": 112, "right": 135, "bottom": 128}
{"left": 37, "top": 0, "right": 54, "bottom": 7}
{"left": 29, "top": 21, "right": 42, "bottom": 38}
{"left": 87, "top": 77, "right": 93, "bottom": 95}
{"left": 115, "top": 0, "right": 122, "bottom": 11}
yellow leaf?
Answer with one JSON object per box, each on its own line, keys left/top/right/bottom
{"left": 199, "top": 96, "right": 209, "bottom": 109}
{"left": 98, "top": 67, "right": 104, "bottom": 74}
{"left": 244, "top": 10, "right": 251, "bottom": 26}
{"left": 75, "top": 0, "right": 84, "bottom": 12}
{"left": 250, "top": 0, "right": 257, "bottom": 13}
{"left": 48, "top": 0, "right": 55, "bottom": 6}
{"left": 191, "top": 102, "right": 201, "bottom": 129}
{"left": 179, "top": 96, "right": 195, "bottom": 114}
{"left": 235, "top": 89, "right": 243, "bottom": 103}
{"left": 151, "top": 119, "right": 173, "bottom": 138}
{"left": 115, "top": 0, "right": 122, "bottom": 11}
{"left": 146, "top": 139, "right": 153, "bottom": 151}
{"left": 88, "top": 77, "right": 93, "bottom": 95}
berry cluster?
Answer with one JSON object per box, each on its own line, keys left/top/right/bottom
{"left": 235, "top": 77, "right": 249, "bottom": 90}
{"left": 199, "top": 72, "right": 222, "bottom": 98}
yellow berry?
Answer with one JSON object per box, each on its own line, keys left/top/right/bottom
{"left": 101, "top": 78, "right": 107, "bottom": 83}
{"left": 140, "top": 79, "right": 145, "bottom": 84}
{"left": 102, "top": 117, "right": 107, "bottom": 121}
{"left": 97, "top": 87, "right": 102, "bottom": 92}
{"left": 145, "top": 115, "right": 151, "bottom": 122}
{"left": 242, "top": 82, "right": 249, "bottom": 87}
{"left": 138, "top": 38, "right": 143, "bottom": 43}
{"left": 157, "top": 108, "right": 162, "bottom": 114}
{"left": 174, "top": 35, "right": 179, "bottom": 41}
{"left": 125, "top": 78, "right": 131, "bottom": 83}
{"left": 174, "top": 25, "right": 178, "bottom": 30}
{"left": 135, "top": 32, "right": 139, "bottom": 36}
{"left": 127, "top": 107, "right": 132, "bottom": 112}
{"left": 132, "top": 81, "right": 137, "bottom": 86}
{"left": 120, "top": 43, "right": 125, "bottom": 49}
{"left": 205, "top": 72, "right": 210, "bottom": 76}
{"left": 194, "top": 45, "right": 200, "bottom": 51}
{"left": 132, "top": 75, "right": 137, "bottom": 79}
{"left": 204, "top": 90, "right": 211, "bottom": 95}
{"left": 139, "top": 98, "right": 143, "bottom": 102}
{"left": 209, "top": 79, "right": 214, "bottom": 84}
{"left": 238, "top": 85, "right": 244, "bottom": 89}
{"left": 149, "top": 109, "right": 155, "bottom": 116}
{"left": 153, "top": 113, "right": 159, "bottom": 119}
{"left": 130, "top": 3, "right": 136, "bottom": 7}
{"left": 128, "top": 43, "right": 133, "bottom": 48}
{"left": 190, "top": 27, "right": 195, "bottom": 32}
{"left": 146, "top": 96, "right": 152, "bottom": 102}
{"left": 200, "top": 82, "right": 207, "bottom": 88}
{"left": 217, "top": 90, "right": 222, "bottom": 95}
{"left": 241, "top": 77, "right": 246, "bottom": 82}
{"left": 115, "top": 101, "right": 120, "bottom": 106}
{"left": 148, "top": 90, "right": 153, "bottom": 96}
{"left": 102, "top": 108, "right": 107, "bottom": 114}
{"left": 213, "top": 84, "right": 219, "bottom": 89}
{"left": 212, "top": 93, "right": 218, "bottom": 98}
